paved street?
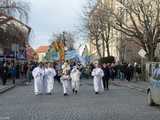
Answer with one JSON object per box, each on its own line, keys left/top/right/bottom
{"left": 0, "top": 79, "right": 159, "bottom": 120}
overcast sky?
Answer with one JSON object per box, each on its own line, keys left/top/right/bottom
{"left": 26, "top": 0, "right": 86, "bottom": 49}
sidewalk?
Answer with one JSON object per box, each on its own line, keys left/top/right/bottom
{"left": 0, "top": 78, "right": 27, "bottom": 94}
{"left": 112, "top": 79, "right": 150, "bottom": 93}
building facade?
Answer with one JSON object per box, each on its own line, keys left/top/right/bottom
{"left": 0, "top": 14, "right": 31, "bottom": 63}
{"left": 36, "top": 46, "right": 49, "bottom": 62}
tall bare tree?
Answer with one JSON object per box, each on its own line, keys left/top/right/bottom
{"left": 83, "top": 0, "right": 113, "bottom": 58}
{"left": 110, "top": 0, "right": 160, "bottom": 61}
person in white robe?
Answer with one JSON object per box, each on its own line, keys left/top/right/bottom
{"left": 44, "top": 63, "right": 56, "bottom": 95}
{"left": 70, "top": 66, "right": 81, "bottom": 94}
{"left": 32, "top": 63, "right": 45, "bottom": 95}
{"left": 91, "top": 63, "right": 104, "bottom": 94}
{"left": 60, "top": 70, "right": 71, "bottom": 96}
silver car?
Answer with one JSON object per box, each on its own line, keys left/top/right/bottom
{"left": 147, "top": 79, "right": 160, "bottom": 106}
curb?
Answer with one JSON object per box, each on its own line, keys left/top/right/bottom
{"left": 0, "top": 85, "right": 15, "bottom": 94}
{"left": 112, "top": 82, "right": 147, "bottom": 93}
{"left": 0, "top": 79, "right": 27, "bottom": 94}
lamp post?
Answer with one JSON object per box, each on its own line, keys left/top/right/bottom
{"left": 63, "top": 31, "right": 66, "bottom": 47}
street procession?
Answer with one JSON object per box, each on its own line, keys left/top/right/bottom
{"left": 1, "top": 0, "right": 160, "bottom": 120}
{"left": 32, "top": 60, "right": 107, "bottom": 96}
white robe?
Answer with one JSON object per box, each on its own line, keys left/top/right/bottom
{"left": 92, "top": 68, "right": 104, "bottom": 92}
{"left": 60, "top": 75, "right": 71, "bottom": 94}
{"left": 70, "top": 68, "right": 81, "bottom": 91}
{"left": 44, "top": 68, "right": 56, "bottom": 93}
{"left": 32, "top": 67, "right": 45, "bottom": 94}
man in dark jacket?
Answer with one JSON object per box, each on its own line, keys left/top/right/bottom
{"left": 126, "top": 64, "right": 134, "bottom": 81}
{"left": 102, "top": 63, "right": 110, "bottom": 90}
{"left": 0, "top": 63, "right": 8, "bottom": 85}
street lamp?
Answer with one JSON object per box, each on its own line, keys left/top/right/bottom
{"left": 63, "top": 31, "right": 66, "bottom": 47}
{"left": 63, "top": 31, "right": 68, "bottom": 61}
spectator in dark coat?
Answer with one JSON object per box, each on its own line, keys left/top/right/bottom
{"left": 10, "top": 63, "right": 17, "bottom": 84}
{"left": 0, "top": 63, "right": 8, "bottom": 85}
{"left": 16, "top": 63, "right": 20, "bottom": 79}
{"left": 125, "top": 64, "right": 134, "bottom": 81}
{"left": 102, "top": 63, "right": 110, "bottom": 90}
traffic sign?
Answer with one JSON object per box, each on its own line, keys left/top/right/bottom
{"left": 138, "top": 49, "right": 146, "bottom": 58}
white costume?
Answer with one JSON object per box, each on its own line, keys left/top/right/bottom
{"left": 32, "top": 67, "right": 45, "bottom": 95}
{"left": 44, "top": 68, "right": 56, "bottom": 94}
{"left": 60, "top": 75, "right": 71, "bottom": 94}
{"left": 92, "top": 68, "right": 104, "bottom": 92}
{"left": 70, "top": 67, "right": 81, "bottom": 91}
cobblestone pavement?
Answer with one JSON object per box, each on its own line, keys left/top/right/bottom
{"left": 0, "top": 79, "right": 159, "bottom": 120}
{"left": 112, "top": 80, "right": 149, "bottom": 93}
{"left": 0, "top": 79, "right": 26, "bottom": 94}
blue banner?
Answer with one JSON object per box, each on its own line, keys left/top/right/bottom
{"left": 65, "top": 50, "right": 78, "bottom": 60}
{"left": 51, "top": 52, "right": 59, "bottom": 60}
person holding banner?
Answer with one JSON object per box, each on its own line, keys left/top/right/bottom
{"left": 62, "top": 61, "right": 70, "bottom": 74}
{"left": 60, "top": 70, "right": 71, "bottom": 96}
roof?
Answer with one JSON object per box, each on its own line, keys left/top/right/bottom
{"left": 36, "top": 46, "right": 49, "bottom": 53}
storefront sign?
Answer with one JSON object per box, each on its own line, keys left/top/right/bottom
{"left": 16, "top": 49, "right": 26, "bottom": 60}
{"left": 4, "top": 49, "right": 14, "bottom": 58}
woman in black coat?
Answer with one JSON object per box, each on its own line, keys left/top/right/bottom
{"left": 102, "top": 63, "right": 110, "bottom": 90}
{"left": 0, "top": 63, "right": 8, "bottom": 85}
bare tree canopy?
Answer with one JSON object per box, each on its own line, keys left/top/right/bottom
{"left": 82, "top": 0, "right": 113, "bottom": 58}
{"left": 110, "top": 0, "right": 160, "bottom": 61}
{"left": 51, "top": 31, "right": 75, "bottom": 50}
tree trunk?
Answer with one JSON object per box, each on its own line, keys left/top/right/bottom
{"left": 102, "top": 38, "right": 105, "bottom": 57}
{"left": 147, "top": 47, "right": 156, "bottom": 61}
{"left": 105, "top": 41, "right": 110, "bottom": 56}
{"left": 95, "top": 38, "right": 102, "bottom": 58}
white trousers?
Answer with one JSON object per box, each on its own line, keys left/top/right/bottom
{"left": 62, "top": 80, "right": 70, "bottom": 94}
{"left": 34, "top": 78, "right": 43, "bottom": 94}
{"left": 72, "top": 80, "right": 80, "bottom": 91}
{"left": 93, "top": 79, "right": 104, "bottom": 92}
{"left": 45, "top": 78, "right": 54, "bottom": 93}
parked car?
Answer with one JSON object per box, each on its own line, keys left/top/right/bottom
{"left": 147, "top": 79, "right": 160, "bottom": 106}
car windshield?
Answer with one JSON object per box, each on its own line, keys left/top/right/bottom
{"left": 153, "top": 67, "right": 160, "bottom": 80}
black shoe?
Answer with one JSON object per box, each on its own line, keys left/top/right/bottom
{"left": 46, "top": 93, "right": 52, "bottom": 95}
{"left": 64, "top": 93, "right": 69, "bottom": 96}
{"left": 95, "top": 92, "right": 99, "bottom": 94}
{"left": 72, "top": 89, "right": 75, "bottom": 94}
{"left": 75, "top": 90, "right": 78, "bottom": 95}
